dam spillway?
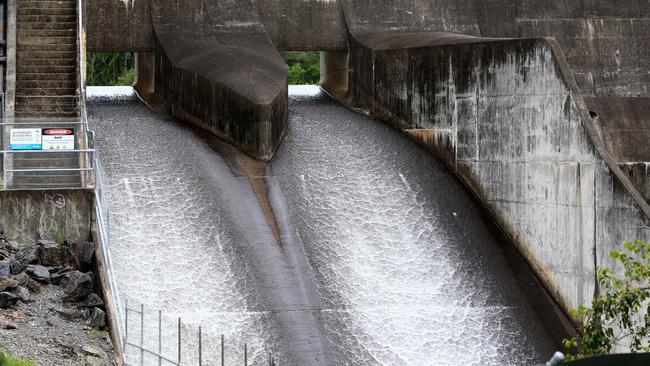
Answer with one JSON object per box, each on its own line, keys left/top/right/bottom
{"left": 89, "top": 86, "right": 559, "bottom": 365}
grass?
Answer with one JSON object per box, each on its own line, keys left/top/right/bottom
{"left": 0, "top": 353, "right": 35, "bottom": 366}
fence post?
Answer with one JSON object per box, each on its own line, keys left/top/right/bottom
{"left": 221, "top": 334, "right": 225, "bottom": 366}
{"left": 125, "top": 300, "right": 129, "bottom": 346}
{"left": 158, "top": 309, "right": 162, "bottom": 366}
{"left": 177, "top": 318, "right": 182, "bottom": 364}
{"left": 244, "top": 344, "right": 247, "bottom": 366}
{"left": 140, "top": 303, "right": 144, "bottom": 366}
{"left": 198, "top": 326, "right": 202, "bottom": 366}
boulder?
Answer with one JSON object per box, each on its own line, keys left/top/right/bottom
{"left": 26, "top": 265, "right": 51, "bottom": 283}
{"left": 11, "top": 245, "right": 40, "bottom": 274}
{"left": 55, "top": 307, "right": 91, "bottom": 321}
{"left": 38, "top": 232, "right": 53, "bottom": 242}
{"left": 26, "top": 279, "right": 42, "bottom": 294}
{"left": 79, "top": 293, "right": 104, "bottom": 308}
{"left": 0, "top": 261, "right": 11, "bottom": 277}
{"left": 63, "top": 271, "right": 93, "bottom": 302}
{"left": 88, "top": 307, "right": 106, "bottom": 328}
{"left": 69, "top": 242, "right": 95, "bottom": 270}
{"left": 0, "top": 277, "right": 18, "bottom": 292}
{"left": 0, "top": 292, "right": 18, "bottom": 308}
{"left": 12, "top": 286, "right": 31, "bottom": 303}
{"left": 39, "top": 241, "right": 63, "bottom": 266}
{"left": 81, "top": 344, "right": 108, "bottom": 365}
{"left": 51, "top": 267, "right": 75, "bottom": 285}
{"left": 13, "top": 272, "right": 30, "bottom": 287}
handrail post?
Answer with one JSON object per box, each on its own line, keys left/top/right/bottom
{"left": 158, "top": 310, "right": 162, "bottom": 366}
{"left": 140, "top": 303, "right": 144, "bottom": 365}
{"left": 124, "top": 299, "right": 129, "bottom": 346}
{"left": 177, "top": 317, "right": 181, "bottom": 365}
{"left": 198, "top": 326, "right": 202, "bottom": 366}
{"left": 221, "top": 334, "right": 224, "bottom": 366}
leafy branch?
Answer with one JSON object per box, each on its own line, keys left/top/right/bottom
{"left": 563, "top": 240, "right": 650, "bottom": 359}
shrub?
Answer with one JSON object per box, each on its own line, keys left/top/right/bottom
{"left": 0, "top": 353, "right": 35, "bottom": 366}
{"left": 563, "top": 240, "right": 650, "bottom": 359}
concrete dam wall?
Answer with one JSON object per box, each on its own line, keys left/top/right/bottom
{"left": 341, "top": 33, "right": 650, "bottom": 316}
{"left": 82, "top": 0, "right": 650, "bottom": 348}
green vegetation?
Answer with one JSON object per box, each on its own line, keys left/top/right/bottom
{"left": 282, "top": 51, "right": 320, "bottom": 85}
{"left": 0, "top": 353, "right": 35, "bottom": 366}
{"left": 53, "top": 232, "right": 68, "bottom": 251}
{"left": 87, "top": 52, "right": 134, "bottom": 86}
{"left": 563, "top": 240, "right": 650, "bottom": 359}
{"left": 87, "top": 328, "right": 103, "bottom": 339}
{"left": 86, "top": 51, "right": 320, "bottom": 86}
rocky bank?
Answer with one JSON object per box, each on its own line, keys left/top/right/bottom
{"left": 0, "top": 226, "right": 116, "bottom": 366}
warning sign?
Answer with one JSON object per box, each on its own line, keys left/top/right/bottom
{"left": 10, "top": 128, "right": 42, "bottom": 150}
{"left": 42, "top": 128, "right": 75, "bottom": 150}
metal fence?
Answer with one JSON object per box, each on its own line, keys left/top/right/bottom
{"left": 123, "top": 301, "right": 277, "bottom": 366}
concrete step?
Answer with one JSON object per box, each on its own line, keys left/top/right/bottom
{"left": 15, "top": 111, "right": 79, "bottom": 118}
{"left": 17, "top": 50, "right": 75, "bottom": 59}
{"left": 18, "top": 7, "right": 76, "bottom": 16}
{"left": 16, "top": 72, "right": 75, "bottom": 81}
{"left": 18, "top": 58, "right": 76, "bottom": 67}
{"left": 18, "top": 29, "right": 76, "bottom": 38}
{"left": 17, "top": 14, "right": 76, "bottom": 23}
{"left": 18, "top": 36, "right": 76, "bottom": 45}
{"left": 16, "top": 80, "right": 77, "bottom": 89}
{"left": 18, "top": 43, "right": 76, "bottom": 52}
{"left": 14, "top": 155, "right": 80, "bottom": 169}
{"left": 18, "top": 65, "right": 76, "bottom": 74}
{"left": 20, "top": 1, "right": 76, "bottom": 9}
{"left": 15, "top": 87, "right": 77, "bottom": 95}
{"left": 17, "top": 21, "right": 76, "bottom": 30}
{"left": 11, "top": 172, "right": 82, "bottom": 188}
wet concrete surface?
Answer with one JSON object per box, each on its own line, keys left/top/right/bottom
{"left": 88, "top": 86, "right": 560, "bottom": 365}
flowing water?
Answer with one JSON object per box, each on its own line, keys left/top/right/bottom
{"left": 89, "top": 86, "right": 558, "bottom": 365}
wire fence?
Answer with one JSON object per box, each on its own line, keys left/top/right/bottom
{"left": 123, "top": 301, "right": 277, "bottom": 366}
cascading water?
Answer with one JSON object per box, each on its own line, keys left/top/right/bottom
{"left": 89, "top": 86, "right": 560, "bottom": 365}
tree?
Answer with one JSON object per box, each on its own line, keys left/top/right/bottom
{"left": 563, "top": 240, "right": 650, "bottom": 359}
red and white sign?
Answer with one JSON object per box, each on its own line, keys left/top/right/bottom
{"left": 42, "top": 128, "right": 75, "bottom": 150}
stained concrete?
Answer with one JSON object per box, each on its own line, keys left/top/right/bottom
{"left": 330, "top": 32, "right": 650, "bottom": 323}
{"left": 0, "top": 189, "right": 94, "bottom": 245}
{"left": 138, "top": 0, "right": 289, "bottom": 161}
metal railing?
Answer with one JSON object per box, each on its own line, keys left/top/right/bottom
{"left": 123, "top": 302, "right": 277, "bottom": 366}
{"left": 0, "top": 113, "right": 95, "bottom": 190}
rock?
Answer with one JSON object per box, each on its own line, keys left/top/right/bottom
{"left": 81, "top": 345, "right": 108, "bottom": 365}
{"left": 38, "top": 232, "right": 53, "bottom": 242}
{"left": 11, "top": 245, "right": 40, "bottom": 274}
{"left": 26, "top": 265, "right": 51, "bottom": 283}
{"left": 55, "top": 307, "right": 91, "bottom": 321}
{"left": 0, "top": 249, "right": 10, "bottom": 260}
{"left": 0, "top": 223, "right": 4, "bottom": 235}
{"left": 57, "top": 341, "right": 75, "bottom": 358}
{"left": 0, "top": 292, "right": 18, "bottom": 308}
{"left": 12, "top": 286, "right": 31, "bottom": 303}
{"left": 39, "top": 241, "right": 63, "bottom": 267}
{"left": 79, "top": 293, "right": 104, "bottom": 308}
{"left": 0, "top": 261, "right": 11, "bottom": 277}
{"left": 51, "top": 266, "right": 75, "bottom": 285}
{"left": 85, "top": 356, "right": 108, "bottom": 366}
{"left": 26, "top": 279, "right": 42, "bottom": 294}
{"left": 63, "top": 271, "right": 93, "bottom": 302}
{"left": 0, "top": 277, "right": 18, "bottom": 292}
{"left": 0, "top": 319, "right": 17, "bottom": 330}
{"left": 88, "top": 307, "right": 106, "bottom": 328}
{"left": 69, "top": 242, "right": 95, "bottom": 270}
{"left": 13, "top": 272, "right": 29, "bottom": 287}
